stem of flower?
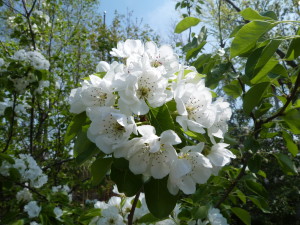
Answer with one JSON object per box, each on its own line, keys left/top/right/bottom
{"left": 128, "top": 186, "right": 143, "bottom": 225}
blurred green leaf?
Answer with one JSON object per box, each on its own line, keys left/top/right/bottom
{"left": 245, "top": 180, "right": 268, "bottom": 198}
{"left": 240, "top": 8, "right": 276, "bottom": 21}
{"left": 231, "top": 207, "right": 251, "bottom": 225}
{"left": 274, "top": 153, "right": 298, "bottom": 175}
{"left": 175, "top": 17, "right": 200, "bottom": 33}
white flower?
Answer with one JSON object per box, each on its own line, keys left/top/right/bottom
{"left": 208, "top": 98, "right": 232, "bottom": 142}
{"left": 206, "top": 143, "right": 235, "bottom": 175}
{"left": 94, "top": 201, "right": 108, "bottom": 209}
{"left": 175, "top": 80, "right": 216, "bottom": 133}
{"left": 12, "top": 50, "right": 27, "bottom": 61}
{"left": 126, "top": 125, "right": 181, "bottom": 179}
{"left": 69, "top": 75, "right": 115, "bottom": 114}
{"left": 110, "top": 39, "right": 144, "bottom": 58}
{"left": 54, "top": 207, "right": 63, "bottom": 219}
{"left": 97, "top": 206, "right": 126, "bottom": 225}
{"left": 24, "top": 201, "right": 41, "bottom": 218}
{"left": 11, "top": 77, "right": 30, "bottom": 92}
{"left": 0, "top": 58, "right": 5, "bottom": 67}
{"left": 144, "top": 41, "right": 179, "bottom": 77}
{"left": 117, "top": 68, "right": 169, "bottom": 115}
{"left": 217, "top": 48, "right": 225, "bottom": 56}
{"left": 87, "top": 107, "right": 137, "bottom": 154}
{"left": 69, "top": 87, "right": 85, "bottom": 114}
{"left": 16, "top": 188, "right": 32, "bottom": 202}
{"left": 81, "top": 75, "right": 115, "bottom": 108}
{"left": 96, "top": 61, "right": 110, "bottom": 72}
{"left": 30, "top": 222, "right": 41, "bottom": 225}
{"left": 168, "top": 143, "right": 212, "bottom": 195}
{"left": 208, "top": 207, "right": 228, "bottom": 225}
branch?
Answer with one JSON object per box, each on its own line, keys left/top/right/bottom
{"left": 2, "top": 93, "right": 17, "bottom": 153}
{"left": 223, "top": 0, "right": 241, "bottom": 12}
{"left": 128, "top": 186, "right": 143, "bottom": 225}
{"left": 1, "top": 0, "right": 26, "bottom": 16}
{"left": 42, "top": 158, "right": 74, "bottom": 171}
{"left": 263, "top": 69, "right": 300, "bottom": 124}
{"left": 21, "top": 0, "right": 37, "bottom": 50}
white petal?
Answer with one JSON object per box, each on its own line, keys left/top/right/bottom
{"left": 160, "top": 130, "right": 181, "bottom": 146}
{"left": 170, "top": 158, "right": 191, "bottom": 179}
{"left": 178, "top": 176, "right": 196, "bottom": 195}
{"left": 151, "top": 155, "right": 170, "bottom": 179}
{"left": 187, "top": 120, "right": 205, "bottom": 133}
{"left": 137, "top": 125, "right": 156, "bottom": 137}
{"left": 129, "top": 151, "right": 149, "bottom": 175}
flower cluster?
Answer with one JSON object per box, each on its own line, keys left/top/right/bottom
{"left": 0, "top": 99, "right": 29, "bottom": 116}
{"left": 12, "top": 50, "right": 50, "bottom": 71}
{"left": 0, "top": 154, "right": 48, "bottom": 188}
{"left": 7, "top": 50, "right": 50, "bottom": 92}
{"left": 16, "top": 188, "right": 33, "bottom": 203}
{"left": 69, "top": 39, "right": 235, "bottom": 195}
{"left": 24, "top": 201, "right": 42, "bottom": 218}
{"left": 89, "top": 185, "right": 178, "bottom": 225}
{"left": 52, "top": 184, "right": 72, "bottom": 202}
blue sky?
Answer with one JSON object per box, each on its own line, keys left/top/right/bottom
{"left": 99, "top": 0, "right": 179, "bottom": 41}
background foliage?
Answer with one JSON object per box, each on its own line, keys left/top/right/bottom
{"left": 0, "top": 0, "right": 299, "bottom": 224}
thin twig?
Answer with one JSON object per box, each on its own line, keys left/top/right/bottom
{"left": 128, "top": 186, "right": 143, "bottom": 225}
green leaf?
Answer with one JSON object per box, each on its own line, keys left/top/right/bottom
{"left": 192, "top": 205, "right": 209, "bottom": 220}
{"left": 244, "top": 136, "right": 260, "bottom": 153}
{"left": 144, "top": 177, "right": 178, "bottom": 219}
{"left": 10, "top": 220, "right": 24, "bottom": 225}
{"left": 230, "top": 21, "right": 276, "bottom": 58}
{"left": 74, "top": 127, "right": 100, "bottom": 165}
{"left": 91, "top": 157, "right": 113, "bottom": 185}
{"left": 174, "top": 17, "right": 200, "bottom": 33}
{"left": 274, "top": 153, "right": 298, "bottom": 175}
{"left": 206, "top": 62, "right": 230, "bottom": 89}
{"left": 245, "top": 180, "right": 268, "bottom": 198}
{"left": 186, "top": 41, "right": 206, "bottom": 60}
{"left": 286, "top": 28, "right": 300, "bottom": 60}
{"left": 223, "top": 82, "right": 242, "bottom": 99}
{"left": 240, "top": 8, "right": 276, "bottom": 21}
{"left": 148, "top": 104, "right": 175, "bottom": 135}
{"left": 251, "top": 58, "right": 278, "bottom": 84}
{"left": 79, "top": 208, "right": 101, "bottom": 224}
{"left": 65, "top": 112, "right": 88, "bottom": 144}
{"left": 110, "top": 158, "right": 143, "bottom": 197}
{"left": 231, "top": 207, "right": 251, "bottom": 225}
{"left": 268, "top": 64, "right": 288, "bottom": 78}
{"left": 260, "top": 11, "right": 278, "bottom": 20}
{"left": 248, "top": 196, "right": 270, "bottom": 213}
{"left": 282, "top": 131, "right": 298, "bottom": 157}
{"left": 243, "top": 82, "right": 270, "bottom": 115}
{"left": 230, "top": 25, "right": 244, "bottom": 38}
{"left": 236, "top": 189, "right": 247, "bottom": 204}
{"left": 254, "top": 39, "right": 281, "bottom": 73}
{"left": 248, "top": 154, "right": 262, "bottom": 173}
{"left": 282, "top": 109, "right": 300, "bottom": 134}
{"left": 0, "top": 153, "right": 15, "bottom": 164}
{"left": 138, "top": 213, "right": 165, "bottom": 223}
